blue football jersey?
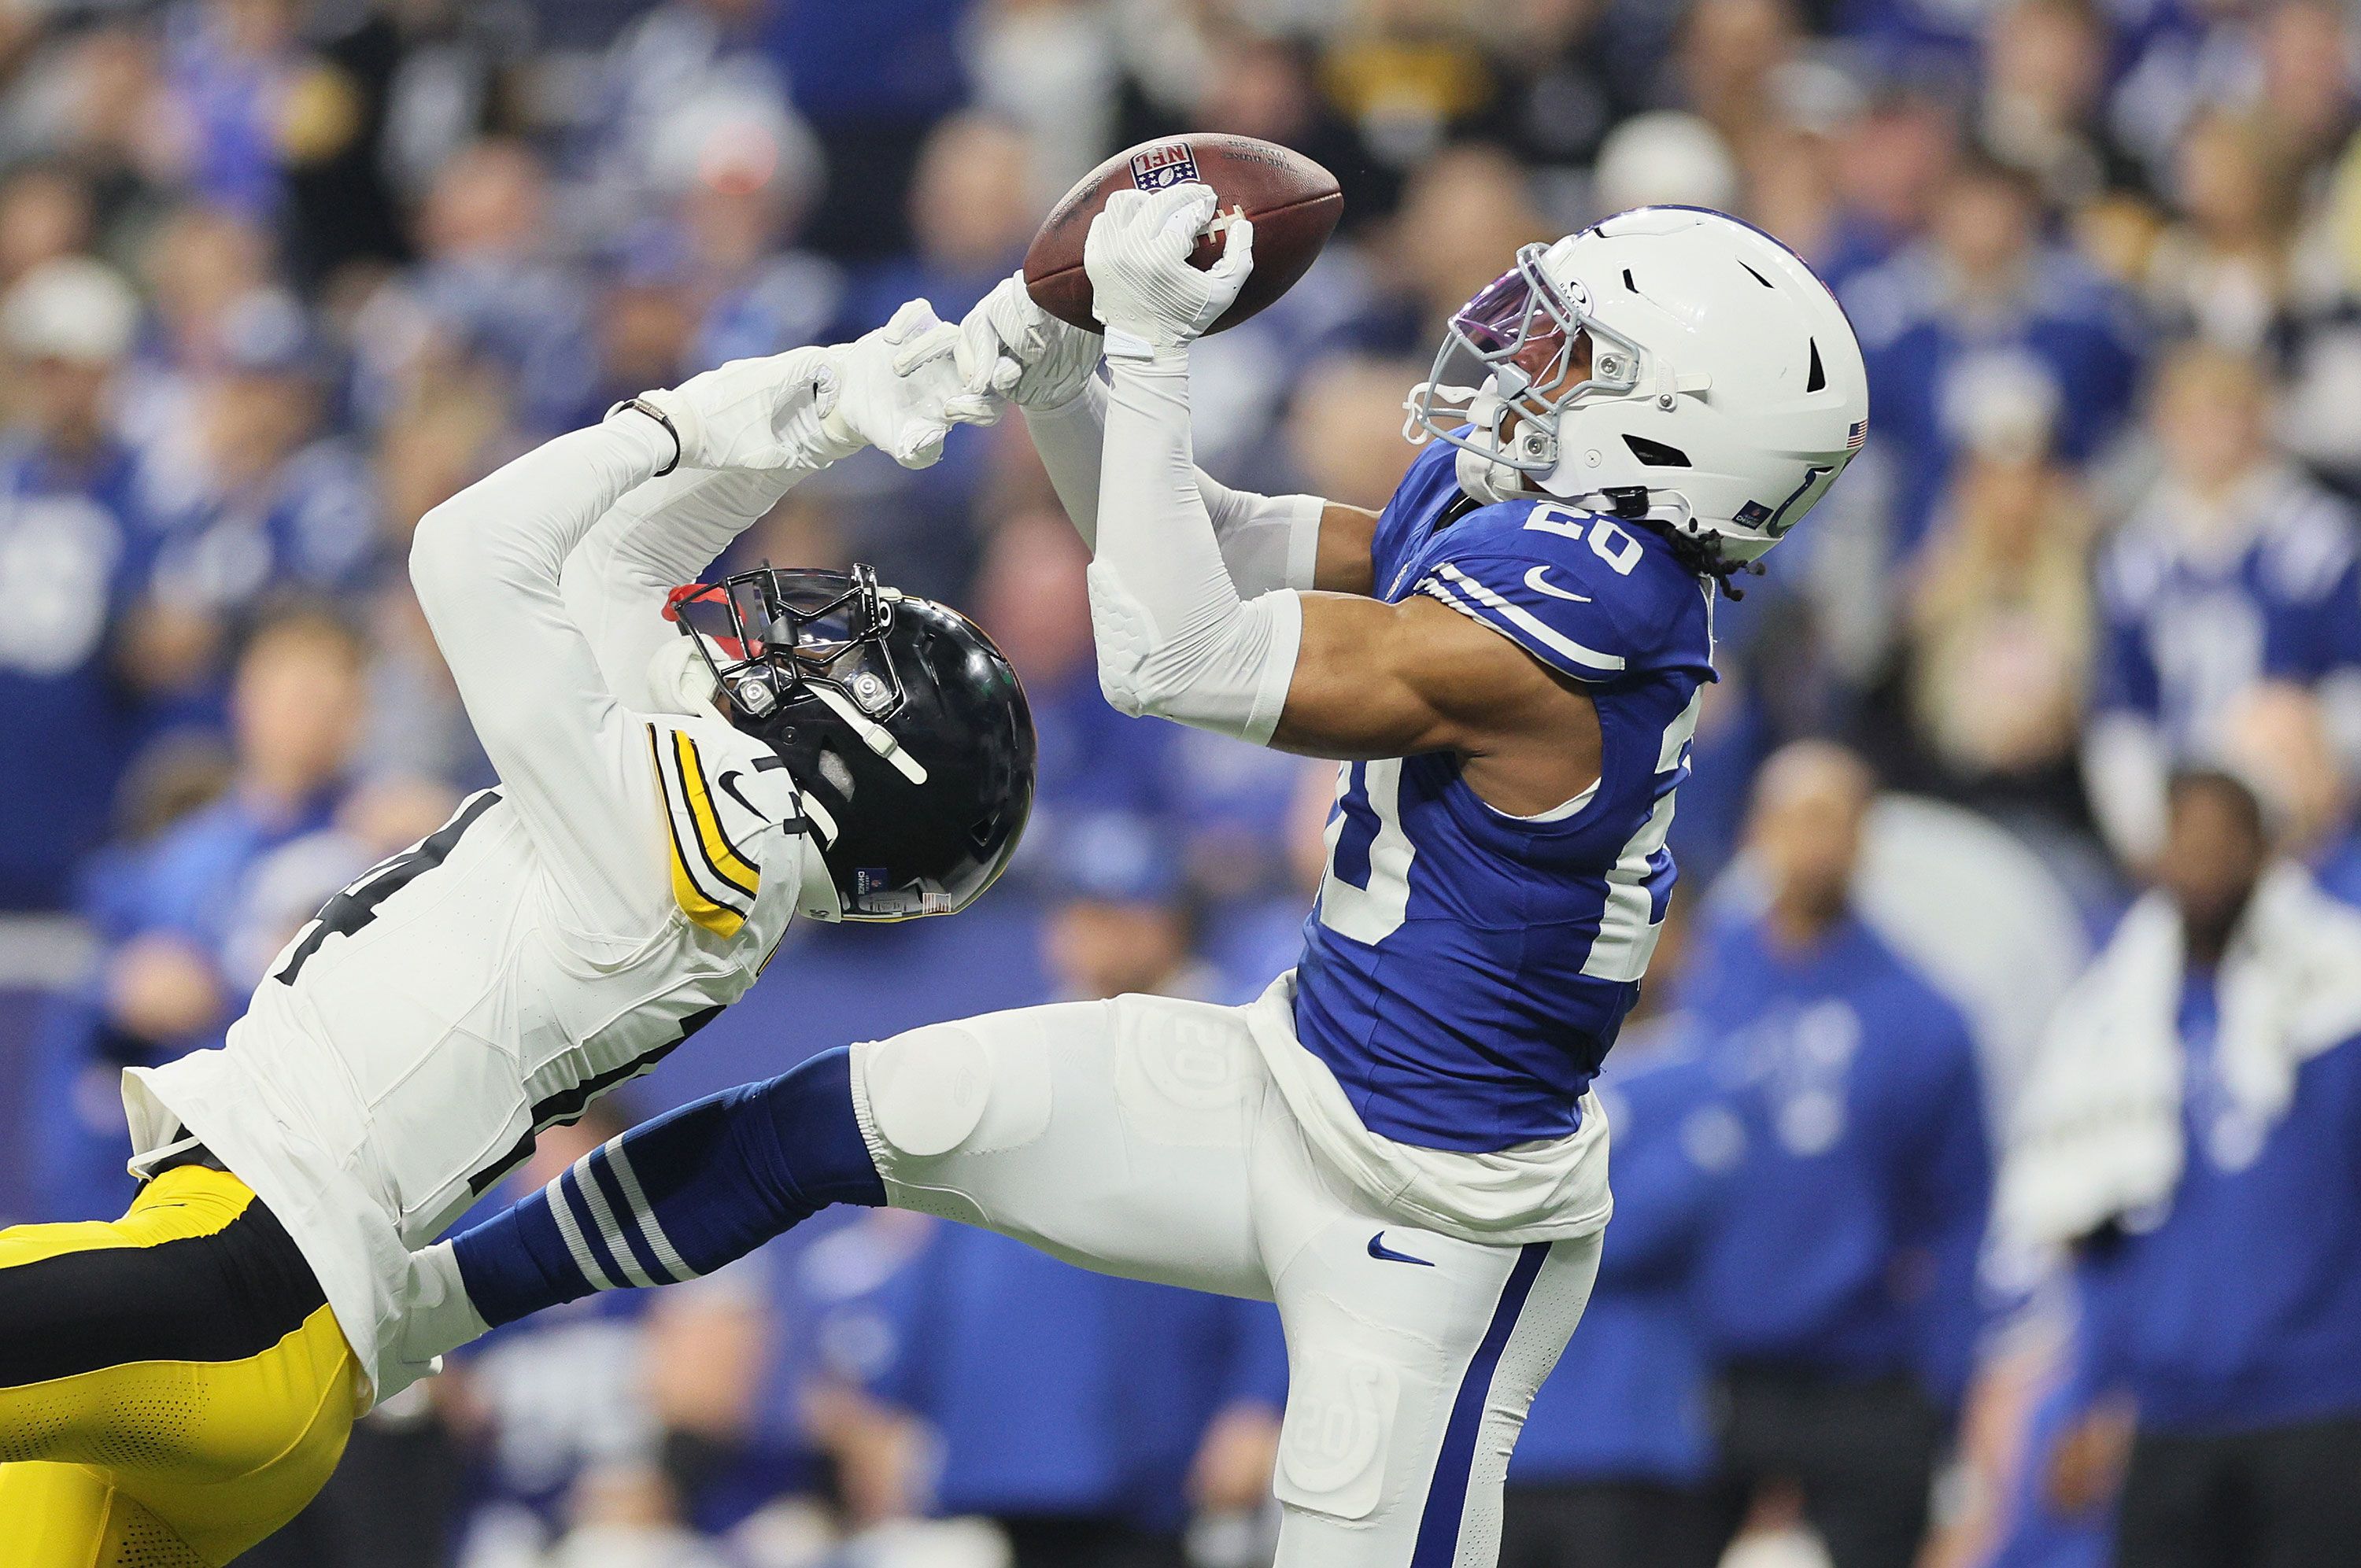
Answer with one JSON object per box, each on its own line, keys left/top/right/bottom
{"left": 1292, "top": 441, "right": 1716, "bottom": 1153}
{"left": 2093, "top": 471, "right": 2361, "bottom": 752}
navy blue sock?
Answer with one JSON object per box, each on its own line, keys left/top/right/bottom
{"left": 449, "top": 1046, "right": 885, "bottom": 1328}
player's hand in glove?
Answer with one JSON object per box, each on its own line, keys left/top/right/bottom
{"left": 948, "top": 271, "right": 1101, "bottom": 414}
{"left": 819, "top": 300, "right": 985, "bottom": 468}
{"left": 625, "top": 345, "right": 842, "bottom": 474}
{"left": 1084, "top": 183, "right": 1254, "bottom": 363}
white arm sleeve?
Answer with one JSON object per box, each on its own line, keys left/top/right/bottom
{"left": 1026, "top": 376, "right": 1325, "bottom": 593}
{"left": 1088, "top": 356, "right": 1302, "bottom": 746}
{"left": 561, "top": 464, "right": 800, "bottom": 712}
{"left": 410, "top": 416, "right": 684, "bottom": 931}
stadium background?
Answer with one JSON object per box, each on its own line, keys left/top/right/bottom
{"left": 0, "top": 0, "right": 2358, "bottom": 1564}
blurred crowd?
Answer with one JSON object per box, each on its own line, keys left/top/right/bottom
{"left": 2, "top": 0, "right": 2360, "bottom": 1566}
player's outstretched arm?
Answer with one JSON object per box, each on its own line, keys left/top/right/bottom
{"left": 950, "top": 271, "right": 1379, "bottom": 595}
{"left": 563, "top": 308, "right": 976, "bottom": 710}
{"left": 1079, "top": 184, "right": 1601, "bottom": 814}
{"left": 412, "top": 325, "right": 970, "bottom": 924}
{"left": 412, "top": 350, "right": 843, "bottom": 926}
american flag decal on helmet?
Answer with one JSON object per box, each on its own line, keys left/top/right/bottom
{"left": 1129, "top": 143, "right": 1201, "bottom": 191}
{"left": 1846, "top": 419, "right": 1868, "bottom": 452}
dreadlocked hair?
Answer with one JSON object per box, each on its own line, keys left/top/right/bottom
{"left": 1644, "top": 520, "right": 1766, "bottom": 600}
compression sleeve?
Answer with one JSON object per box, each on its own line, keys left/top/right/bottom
{"left": 410, "top": 416, "right": 690, "bottom": 931}
{"left": 562, "top": 464, "right": 802, "bottom": 713}
{"left": 1027, "top": 376, "right": 1325, "bottom": 593}
{"left": 1088, "top": 356, "right": 1302, "bottom": 746}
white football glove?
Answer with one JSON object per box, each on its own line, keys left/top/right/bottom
{"left": 1083, "top": 183, "right": 1254, "bottom": 363}
{"left": 630, "top": 345, "right": 840, "bottom": 473}
{"left": 951, "top": 271, "right": 1102, "bottom": 411}
{"left": 820, "top": 299, "right": 987, "bottom": 469}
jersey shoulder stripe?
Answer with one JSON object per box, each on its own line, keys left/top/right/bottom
{"left": 645, "top": 723, "right": 756, "bottom": 936}
{"left": 1407, "top": 499, "right": 1716, "bottom": 687}
{"left": 670, "top": 727, "right": 760, "bottom": 894}
{"left": 1419, "top": 560, "right": 1628, "bottom": 675}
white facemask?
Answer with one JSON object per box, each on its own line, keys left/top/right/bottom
{"left": 1450, "top": 387, "right": 1536, "bottom": 505}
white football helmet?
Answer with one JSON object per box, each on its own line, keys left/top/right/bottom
{"left": 1405, "top": 206, "right": 1868, "bottom": 563}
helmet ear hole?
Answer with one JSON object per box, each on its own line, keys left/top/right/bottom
{"left": 816, "top": 748, "right": 856, "bottom": 799}
{"left": 1807, "top": 339, "right": 1826, "bottom": 393}
{"left": 1624, "top": 434, "right": 1691, "bottom": 467}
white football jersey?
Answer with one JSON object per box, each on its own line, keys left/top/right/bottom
{"left": 120, "top": 420, "right": 819, "bottom": 1403}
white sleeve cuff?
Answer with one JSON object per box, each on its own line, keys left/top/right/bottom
{"left": 1246, "top": 587, "right": 1305, "bottom": 745}
{"left": 1281, "top": 493, "right": 1325, "bottom": 592}
{"left": 1199, "top": 482, "right": 1327, "bottom": 596}
{"left": 1085, "top": 573, "right": 1303, "bottom": 748}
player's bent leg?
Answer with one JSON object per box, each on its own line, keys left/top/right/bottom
{"left": 1263, "top": 1217, "right": 1602, "bottom": 1568}
{"left": 117, "top": 1293, "right": 360, "bottom": 1565}
{"left": 0, "top": 1463, "right": 210, "bottom": 1568}
{"left": 851, "top": 994, "right": 1270, "bottom": 1299}
{"left": 428, "top": 1001, "right": 1272, "bottom": 1346}
{"left": 0, "top": 1165, "right": 366, "bottom": 1566}
{"left": 433, "top": 1046, "right": 887, "bottom": 1337}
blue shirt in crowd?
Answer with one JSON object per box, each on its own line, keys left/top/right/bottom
{"left": 0, "top": 435, "right": 160, "bottom": 909}
{"left": 130, "top": 789, "right": 343, "bottom": 976}
{"left": 874, "top": 1223, "right": 1286, "bottom": 1533}
{"left": 1845, "top": 245, "right": 2143, "bottom": 562}
{"left": 2078, "top": 973, "right": 2361, "bottom": 1435}
{"left": 1977, "top": 1293, "right": 2113, "bottom": 1568}
{"left": 2091, "top": 474, "right": 2361, "bottom": 753}
{"left": 764, "top": 0, "right": 971, "bottom": 127}
{"left": 28, "top": 787, "right": 344, "bottom": 1221}
{"left": 1687, "top": 909, "right": 1991, "bottom": 1406}
{"left": 1513, "top": 1030, "right": 1733, "bottom": 1488}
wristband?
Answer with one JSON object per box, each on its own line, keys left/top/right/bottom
{"left": 610, "top": 396, "right": 682, "bottom": 476}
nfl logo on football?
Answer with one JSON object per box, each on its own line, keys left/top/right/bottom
{"left": 1129, "top": 143, "right": 1200, "bottom": 190}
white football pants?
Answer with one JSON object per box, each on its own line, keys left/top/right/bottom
{"left": 847, "top": 991, "right": 1602, "bottom": 1568}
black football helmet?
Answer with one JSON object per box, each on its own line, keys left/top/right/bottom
{"left": 666, "top": 565, "right": 1034, "bottom": 921}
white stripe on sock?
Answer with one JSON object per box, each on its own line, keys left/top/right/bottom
{"left": 547, "top": 1171, "right": 619, "bottom": 1293}
{"left": 569, "top": 1153, "right": 658, "bottom": 1288}
{"left": 602, "top": 1137, "right": 698, "bottom": 1282}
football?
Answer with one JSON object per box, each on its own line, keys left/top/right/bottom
{"left": 1023, "top": 134, "right": 1344, "bottom": 335}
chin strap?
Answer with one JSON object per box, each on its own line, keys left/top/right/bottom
{"left": 807, "top": 682, "right": 928, "bottom": 785}
{"left": 786, "top": 783, "right": 844, "bottom": 919}
{"left": 1454, "top": 440, "right": 1528, "bottom": 506}
{"left": 1419, "top": 380, "right": 1555, "bottom": 506}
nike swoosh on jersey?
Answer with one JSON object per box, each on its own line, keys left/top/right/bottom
{"left": 1524, "top": 565, "right": 1592, "bottom": 603}
{"left": 1367, "top": 1232, "right": 1433, "bottom": 1267}
{"left": 715, "top": 769, "right": 770, "bottom": 824}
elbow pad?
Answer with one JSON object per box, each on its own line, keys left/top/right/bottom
{"left": 1086, "top": 566, "right": 1302, "bottom": 745}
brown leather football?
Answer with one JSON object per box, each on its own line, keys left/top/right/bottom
{"left": 1023, "top": 134, "right": 1344, "bottom": 335}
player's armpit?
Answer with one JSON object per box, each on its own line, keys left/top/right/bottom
{"left": 1274, "top": 592, "right": 1603, "bottom": 817}
{"left": 1310, "top": 504, "right": 1379, "bottom": 596}
{"left": 412, "top": 419, "right": 684, "bottom": 932}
